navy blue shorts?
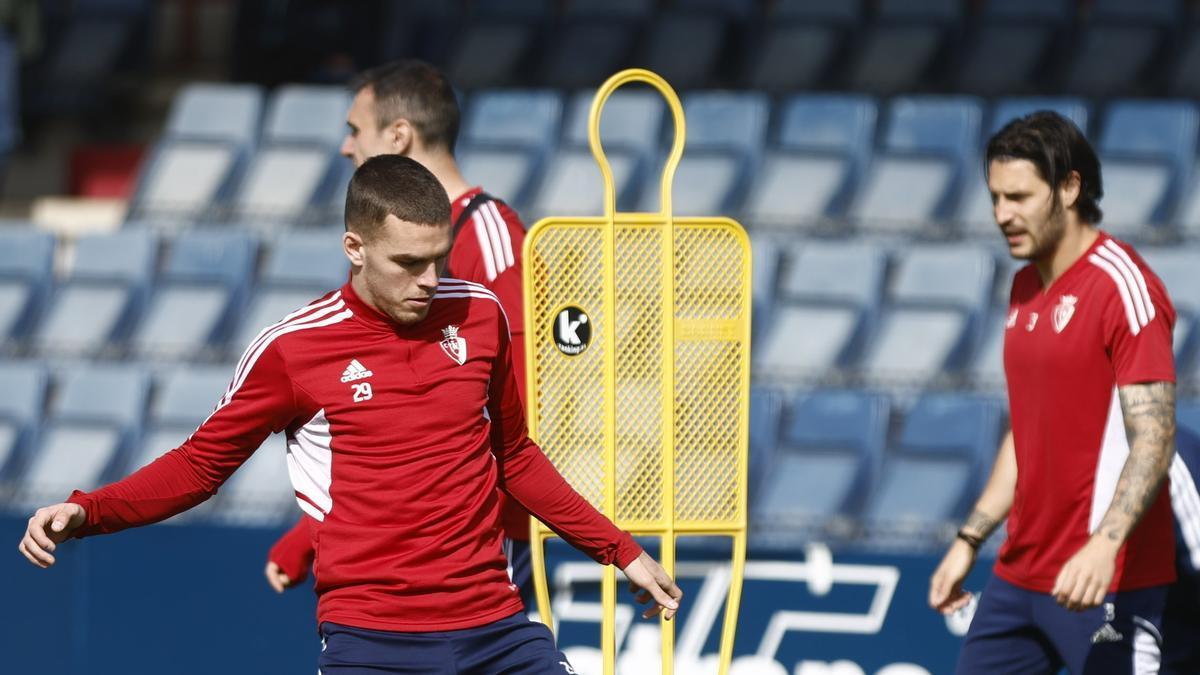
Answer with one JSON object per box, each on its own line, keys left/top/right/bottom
{"left": 318, "top": 612, "right": 575, "bottom": 674}
{"left": 957, "top": 575, "right": 1167, "bottom": 674}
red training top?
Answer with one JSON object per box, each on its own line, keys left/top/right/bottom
{"left": 67, "top": 280, "right": 641, "bottom": 632}
{"left": 997, "top": 232, "right": 1176, "bottom": 593}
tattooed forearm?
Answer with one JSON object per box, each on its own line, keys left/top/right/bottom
{"left": 962, "top": 509, "right": 1000, "bottom": 539}
{"left": 1095, "top": 382, "right": 1176, "bottom": 544}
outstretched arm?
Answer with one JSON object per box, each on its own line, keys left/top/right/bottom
{"left": 1052, "top": 381, "right": 1175, "bottom": 610}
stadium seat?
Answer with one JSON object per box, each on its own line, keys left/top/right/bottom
{"left": 746, "top": 386, "right": 784, "bottom": 525}
{"left": 0, "top": 32, "right": 18, "bottom": 167}
{"left": 845, "top": 0, "right": 962, "bottom": 95}
{"left": 128, "top": 138, "right": 244, "bottom": 223}
{"left": 864, "top": 394, "right": 1003, "bottom": 534}
{"left": 444, "top": 0, "right": 552, "bottom": 89}
{"left": 230, "top": 231, "right": 350, "bottom": 354}
{"left": 1097, "top": 100, "right": 1199, "bottom": 237}
{"left": 989, "top": 96, "right": 1091, "bottom": 134}
{"left": 131, "top": 230, "right": 258, "bottom": 360}
{"left": 461, "top": 90, "right": 563, "bottom": 156}
{"left": 540, "top": 2, "right": 642, "bottom": 90}
{"left": 213, "top": 432, "right": 296, "bottom": 525}
{"left": 741, "top": 0, "right": 861, "bottom": 92}
{"left": 1141, "top": 247, "right": 1200, "bottom": 371}
{"left": 32, "top": 231, "right": 156, "bottom": 356}
{"left": 749, "top": 233, "right": 781, "bottom": 335}
{"left": 456, "top": 145, "right": 542, "bottom": 214}
{"left": 1168, "top": 27, "right": 1200, "bottom": 98}
{"left": 164, "top": 83, "right": 264, "bottom": 145}
{"left": 0, "top": 360, "right": 47, "bottom": 481}
{"left": 636, "top": 149, "right": 745, "bottom": 217}
{"left": 0, "top": 228, "right": 54, "bottom": 341}
{"left": 968, "top": 306, "right": 1011, "bottom": 389}
{"left": 956, "top": 0, "right": 1072, "bottom": 95}
{"left": 859, "top": 245, "right": 995, "bottom": 383}
{"left": 1062, "top": 1, "right": 1178, "bottom": 97}
{"left": 527, "top": 146, "right": 639, "bottom": 221}
{"left": 743, "top": 94, "right": 876, "bottom": 228}
{"left": 757, "top": 241, "right": 885, "bottom": 375}
{"left": 681, "top": 91, "right": 769, "bottom": 159}
{"left": 261, "top": 85, "right": 350, "bottom": 147}
{"left": 850, "top": 96, "right": 983, "bottom": 228}
{"left": 17, "top": 365, "right": 149, "bottom": 505}
{"left": 754, "top": 389, "right": 890, "bottom": 532}
{"left": 563, "top": 89, "right": 666, "bottom": 162}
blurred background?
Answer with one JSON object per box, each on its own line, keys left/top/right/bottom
{"left": 1, "top": 0, "right": 1200, "bottom": 673}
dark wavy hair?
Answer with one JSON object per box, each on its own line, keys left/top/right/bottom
{"left": 986, "top": 111, "right": 1103, "bottom": 224}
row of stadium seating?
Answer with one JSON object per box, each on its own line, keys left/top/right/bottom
{"left": 134, "top": 82, "right": 1200, "bottom": 241}
{"left": 4, "top": 225, "right": 1200, "bottom": 391}
{"left": 381, "top": 0, "right": 1200, "bottom": 98}
{"left": 0, "top": 359, "right": 1196, "bottom": 550}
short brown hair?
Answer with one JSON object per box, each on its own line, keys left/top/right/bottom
{"left": 345, "top": 155, "right": 451, "bottom": 239}
{"left": 351, "top": 60, "right": 460, "bottom": 154}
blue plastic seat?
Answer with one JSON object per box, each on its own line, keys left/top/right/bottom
{"left": 456, "top": 145, "right": 542, "bottom": 215}
{"left": 754, "top": 389, "right": 890, "bottom": 531}
{"left": 540, "top": 20, "right": 637, "bottom": 90}
{"left": 865, "top": 394, "right": 1004, "bottom": 528}
{"left": 635, "top": 11, "right": 727, "bottom": 90}
{"left": 0, "top": 228, "right": 54, "bottom": 340}
{"left": 129, "top": 139, "right": 244, "bottom": 223}
{"left": 563, "top": 89, "right": 666, "bottom": 158}
{"left": 527, "top": 146, "right": 639, "bottom": 222}
{"left": 230, "top": 232, "right": 350, "bottom": 354}
{"left": 0, "top": 32, "right": 18, "bottom": 163}
{"left": 461, "top": 90, "right": 563, "bottom": 155}
{"left": 1142, "top": 247, "right": 1200, "bottom": 371}
{"left": 165, "top": 83, "right": 264, "bottom": 145}
{"left": 33, "top": 231, "right": 156, "bottom": 356}
{"left": 1063, "top": 2, "right": 1178, "bottom": 97}
{"left": 851, "top": 96, "right": 983, "bottom": 228}
{"left": 1097, "top": 100, "right": 1199, "bottom": 235}
{"left": 132, "top": 231, "right": 258, "bottom": 359}
{"left": 681, "top": 92, "right": 770, "bottom": 159}
{"left": 742, "top": 1, "right": 861, "bottom": 92}
{"left": 860, "top": 245, "right": 996, "bottom": 382}
{"left": 0, "top": 360, "right": 47, "bottom": 480}
{"left": 846, "top": 0, "right": 962, "bottom": 95}
{"left": 18, "top": 365, "right": 149, "bottom": 504}
{"left": 956, "top": 0, "right": 1072, "bottom": 95}
{"left": 212, "top": 431, "right": 295, "bottom": 525}
{"left": 747, "top": 386, "right": 784, "bottom": 524}
{"left": 758, "top": 241, "right": 885, "bottom": 375}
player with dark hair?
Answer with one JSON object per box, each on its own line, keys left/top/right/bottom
{"left": 928, "top": 111, "right": 1178, "bottom": 673}
{"left": 266, "top": 59, "right": 537, "bottom": 604}
{"left": 18, "top": 155, "right": 682, "bottom": 674}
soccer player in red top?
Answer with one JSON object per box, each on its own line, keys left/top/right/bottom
{"left": 928, "top": 112, "right": 1177, "bottom": 673}
{"left": 17, "top": 156, "right": 682, "bottom": 673}
{"left": 266, "top": 60, "right": 536, "bottom": 600}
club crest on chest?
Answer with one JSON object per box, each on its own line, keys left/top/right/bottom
{"left": 440, "top": 324, "right": 467, "bottom": 365}
{"left": 1053, "top": 295, "right": 1077, "bottom": 333}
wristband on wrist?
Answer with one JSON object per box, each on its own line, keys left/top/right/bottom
{"left": 956, "top": 530, "right": 984, "bottom": 551}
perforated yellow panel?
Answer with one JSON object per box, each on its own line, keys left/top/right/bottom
{"left": 526, "top": 222, "right": 749, "bottom": 530}
{"left": 525, "top": 68, "right": 751, "bottom": 675}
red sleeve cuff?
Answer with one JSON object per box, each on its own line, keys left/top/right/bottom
{"left": 614, "top": 533, "right": 643, "bottom": 569}
{"left": 65, "top": 490, "right": 98, "bottom": 538}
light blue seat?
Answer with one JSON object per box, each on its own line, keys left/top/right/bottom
{"left": 132, "top": 231, "right": 258, "bottom": 359}
{"left": 989, "top": 96, "right": 1091, "bottom": 134}
{"left": 261, "top": 85, "right": 350, "bottom": 147}
{"left": 1098, "top": 100, "right": 1199, "bottom": 236}
{"left": 129, "top": 365, "right": 232, "bottom": 472}
{"left": 0, "top": 228, "right": 54, "bottom": 340}
{"left": 860, "top": 245, "right": 995, "bottom": 382}
{"left": 758, "top": 241, "right": 885, "bottom": 375}
{"left": 0, "top": 361, "right": 47, "bottom": 480}
{"left": 747, "top": 386, "right": 784, "bottom": 523}
{"left": 1141, "top": 247, "right": 1200, "bottom": 372}
{"left": 456, "top": 145, "right": 542, "bottom": 213}
{"left": 231, "top": 232, "right": 350, "bottom": 354}
{"left": 754, "top": 389, "right": 890, "bottom": 532}
{"left": 636, "top": 150, "right": 744, "bottom": 217}
{"left": 681, "top": 92, "right": 770, "bottom": 159}
{"left": 213, "top": 432, "right": 295, "bottom": 525}
{"left": 744, "top": 95, "right": 876, "bottom": 227}
{"left": 850, "top": 96, "right": 983, "bottom": 228}
{"left": 461, "top": 90, "right": 563, "bottom": 155}
{"left": 33, "top": 231, "right": 156, "bottom": 356}
{"left": 563, "top": 89, "right": 666, "bottom": 161}
{"left": 129, "top": 139, "right": 243, "bottom": 222}
{"left": 527, "top": 147, "right": 639, "bottom": 221}
{"left": 749, "top": 233, "right": 781, "bottom": 335}
{"left": 968, "top": 306, "right": 1011, "bottom": 390}
{"left": 18, "top": 365, "right": 149, "bottom": 504}
{"left": 165, "top": 83, "right": 264, "bottom": 144}
{"left": 865, "top": 394, "right": 1003, "bottom": 532}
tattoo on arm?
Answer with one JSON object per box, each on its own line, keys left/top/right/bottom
{"left": 1097, "top": 382, "right": 1176, "bottom": 544}
{"left": 963, "top": 510, "right": 999, "bottom": 539}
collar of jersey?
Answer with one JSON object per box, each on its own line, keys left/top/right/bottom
{"left": 339, "top": 281, "right": 423, "bottom": 334}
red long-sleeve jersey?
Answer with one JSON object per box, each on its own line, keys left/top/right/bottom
{"left": 67, "top": 279, "right": 641, "bottom": 632}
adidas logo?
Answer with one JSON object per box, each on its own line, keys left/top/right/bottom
{"left": 1091, "top": 623, "right": 1123, "bottom": 644}
{"left": 340, "top": 359, "right": 374, "bottom": 383}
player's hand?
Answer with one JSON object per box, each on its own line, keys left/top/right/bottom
{"left": 621, "top": 551, "right": 683, "bottom": 620}
{"left": 1052, "top": 536, "right": 1118, "bottom": 611}
{"left": 17, "top": 502, "right": 87, "bottom": 568}
{"left": 929, "top": 538, "right": 976, "bottom": 615}
{"left": 264, "top": 560, "right": 293, "bottom": 593}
